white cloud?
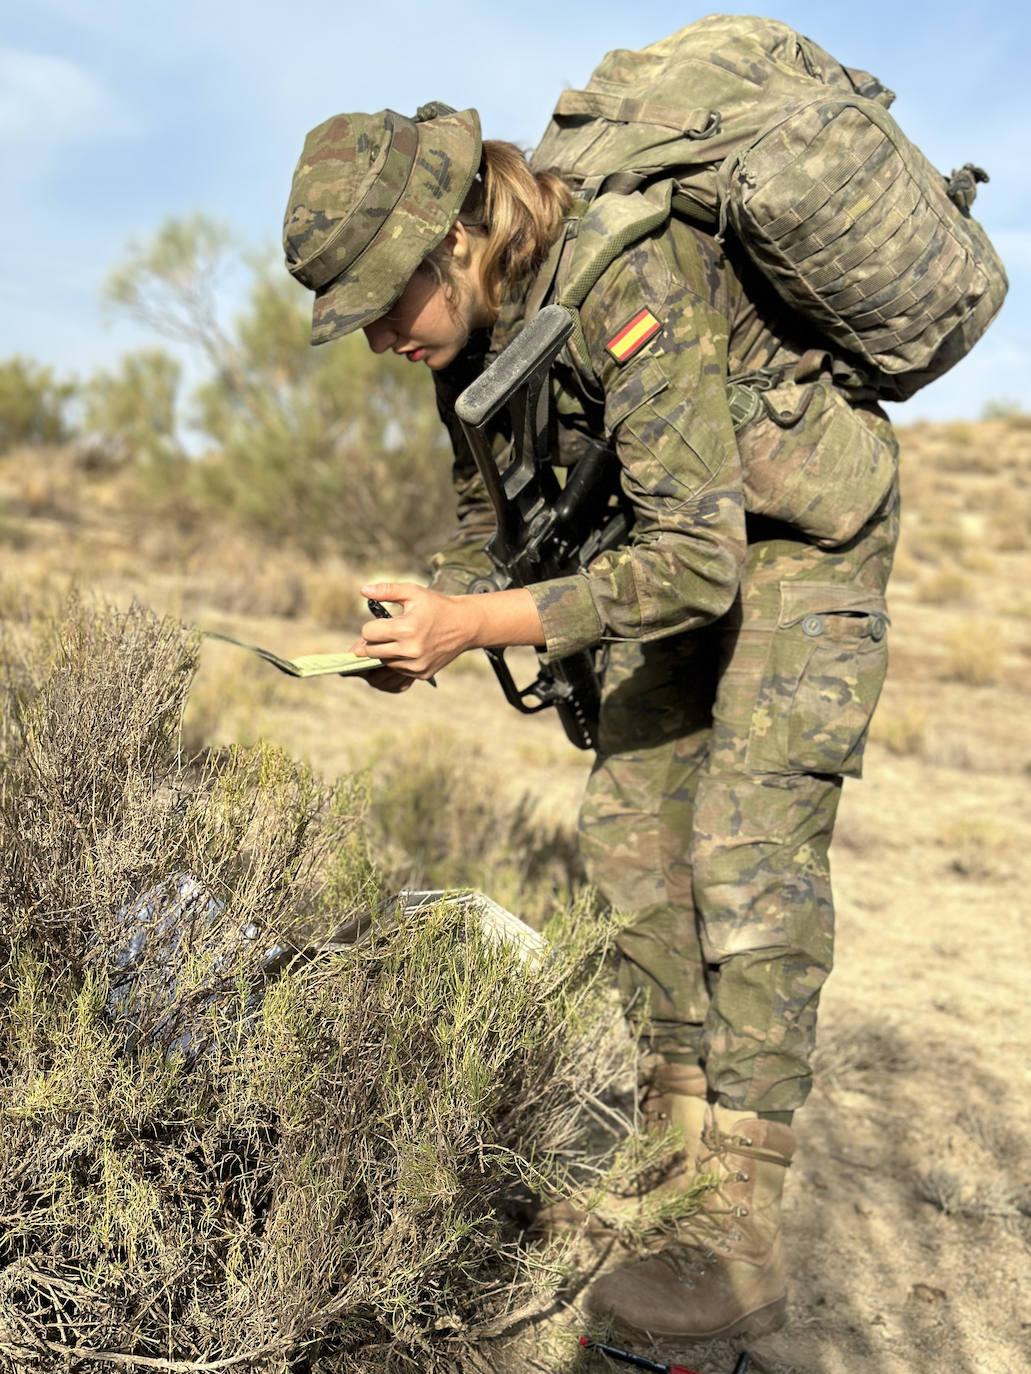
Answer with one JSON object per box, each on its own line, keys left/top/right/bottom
{"left": 0, "top": 47, "right": 137, "bottom": 149}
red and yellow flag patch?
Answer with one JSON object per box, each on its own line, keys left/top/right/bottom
{"left": 606, "top": 308, "right": 663, "bottom": 363}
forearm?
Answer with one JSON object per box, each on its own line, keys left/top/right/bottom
{"left": 461, "top": 588, "right": 545, "bottom": 650}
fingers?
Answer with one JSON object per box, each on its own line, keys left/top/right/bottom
{"left": 360, "top": 581, "right": 421, "bottom": 607}
{"left": 350, "top": 581, "right": 456, "bottom": 679}
{"left": 353, "top": 582, "right": 430, "bottom": 665}
{"left": 361, "top": 665, "right": 414, "bottom": 694}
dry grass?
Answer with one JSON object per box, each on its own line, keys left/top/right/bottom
{"left": 915, "top": 570, "right": 970, "bottom": 606}
{"left": 941, "top": 621, "right": 1004, "bottom": 686}
{"left": 870, "top": 703, "right": 927, "bottom": 757}
{"left": 935, "top": 815, "right": 1017, "bottom": 880}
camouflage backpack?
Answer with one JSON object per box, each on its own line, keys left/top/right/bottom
{"left": 530, "top": 14, "right": 1007, "bottom": 401}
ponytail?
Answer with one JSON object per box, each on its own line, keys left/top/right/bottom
{"left": 424, "top": 140, "right": 573, "bottom": 319}
{"left": 470, "top": 141, "right": 573, "bottom": 316}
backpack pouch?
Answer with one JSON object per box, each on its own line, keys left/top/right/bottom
{"left": 722, "top": 98, "right": 1008, "bottom": 397}
{"left": 731, "top": 378, "right": 897, "bottom": 548}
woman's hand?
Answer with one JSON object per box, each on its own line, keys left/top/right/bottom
{"left": 351, "top": 581, "right": 546, "bottom": 692}
{"left": 351, "top": 583, "right": 482, "bottom": 684}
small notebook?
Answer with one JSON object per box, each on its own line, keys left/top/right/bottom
{"left": 204, "top": 631, "right": 381, "bottom": 678}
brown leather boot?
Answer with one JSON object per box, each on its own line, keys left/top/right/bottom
{"left": 535, "top": 1061, "right": 707, "bottom": 1235}
{"left": 585, "top": 1105, "right": 795, "bottom": 1339}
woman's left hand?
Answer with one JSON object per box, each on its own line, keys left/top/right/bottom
{"left": 351, "top": 582, "right": 480, "bottom": 680}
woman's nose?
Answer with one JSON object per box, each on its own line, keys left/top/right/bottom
{"left": 363, "top": 318, "right": 395, "bottom": 353}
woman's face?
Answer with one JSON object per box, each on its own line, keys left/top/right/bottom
{"left": 362, "top": 223, "right": 488, "bottom": 370}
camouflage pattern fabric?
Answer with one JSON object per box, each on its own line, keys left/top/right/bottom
{"left": 583, "top": 457, "right": 898, "bottom": 1112}
{"left": 431, "top": 201, "right": 900, "bottom": 1112}
{"left": 283, "top": 106, "right": 481, "bottom": 344}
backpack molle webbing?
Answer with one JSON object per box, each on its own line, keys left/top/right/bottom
{"left": 530, "top": 13, "right": 1007, "bottom": 401}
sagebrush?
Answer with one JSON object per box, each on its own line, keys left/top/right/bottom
{"left": 0, "top": 599, "right": 665, "bottom": 1374}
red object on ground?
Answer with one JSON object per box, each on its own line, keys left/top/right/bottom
{"left": 577, "top": 1336, "right": 699, "bottom": 1374}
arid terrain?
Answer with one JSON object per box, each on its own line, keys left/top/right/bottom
{"left": 1, "top": 415, "right": 1028, "bottom": 1374}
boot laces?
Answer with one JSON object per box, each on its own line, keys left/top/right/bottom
{"left": 660, "top": 1121, "right": 777, "bottom": 1286}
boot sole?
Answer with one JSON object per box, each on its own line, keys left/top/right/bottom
{"left": 715, "top": 1295, "right": 787, "bottom": 1340}
{"left": 622, "top": 1295, "right": 787, "bottom": 1342}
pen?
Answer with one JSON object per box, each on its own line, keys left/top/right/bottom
{"left": 577, "top": 1338, "right": 698, "bottom": 1374}
{"left": 366, "top": 598, "right": 438, "bottom": 688}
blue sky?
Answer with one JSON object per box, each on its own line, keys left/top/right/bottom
{"left": 2, "top": 0, "right": 1028, "bottom": 421}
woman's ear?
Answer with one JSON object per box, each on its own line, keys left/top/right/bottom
{"left": 446, "top": 220, "right": 473, "bottom": 265}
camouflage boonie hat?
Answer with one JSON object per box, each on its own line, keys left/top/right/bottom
{"left": 283, "top": 105, "right": 482, "bottom": 344}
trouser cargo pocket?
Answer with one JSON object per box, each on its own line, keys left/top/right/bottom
{"left": 746, "top": 581, "right": 889, "bottom": 778}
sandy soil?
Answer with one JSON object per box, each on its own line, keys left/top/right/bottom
{"left": 1, "top": 417, "right": 1028, "bottom": 1373}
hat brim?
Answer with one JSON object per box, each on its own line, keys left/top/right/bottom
{"left": 309, "top": 108, "right": 482, "bottom": 345}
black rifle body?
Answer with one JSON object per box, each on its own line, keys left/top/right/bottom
{"left": 454, "top": 305, "right": 630, "bottom": 750}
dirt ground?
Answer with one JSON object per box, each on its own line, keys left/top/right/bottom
{"left": 2, "top": 416, "right": 1029, "bottom": 1373}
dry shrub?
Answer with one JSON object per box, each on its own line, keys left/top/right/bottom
{"left": 931, "top": 423, "right": 1001, "bottom": 472}
{"left": 304, "top": 564, "right": 366, "bottom": 631}
{"left": 0, "top": 514, "right": 32, "bottom": 552}
{"left": 916, "top": 570, "right": 970, "bottom": 606}
{"left": 916, "top": 1169, "right": 1027, "bottom": 1221}
{"left": 812, "top": 1018, "right": 913, "bottom": 1092}
{"left": 0, "top": 444, "right": 84, "bottom": 521}
{"left": 870, "top": 703, "right": 927, "bottom": 757}
{"left": 941, "top": 622, "right": 1003, "bottom": 686}
{"left": 173, "top": 538, "right": 365, "bottom": 630}
{"left": 936, "top": 815, "right": 1016, "bottom": 880}
{"left": 0, "top": 597, "right": 653, "bottom": 1374}
{"left": 364, "top": 725, "right": 586, "bottom": 927}
{"left": 995, "top": 518, "right": 1027, "bottom": 555}
{"left": 987, "top": 489, "right": 1030, "bottom": 553}
{"left": 920, "top": 521, "right": 968, "bottom": 561}
{"left": 959, "top": 548, "right": 997, "bottom": 574}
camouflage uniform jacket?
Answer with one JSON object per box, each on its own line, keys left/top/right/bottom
{"left": 430, "top": 193, "right": 894, "bottom": 659}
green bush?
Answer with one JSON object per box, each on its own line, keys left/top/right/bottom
{"left": 0, "top": 356, "right": 77, "bottom": 451}
{"left": 0, "top": 599, "right": 654, "bottom": 1373}
{"left": 104, "top": 217, "right": 456, "bottom": 562}
{"left": 980, "top": 397, "right": 1025, "bottom": 420}
{"left": 83, "top": 347, "right": 185, "bottom": 468}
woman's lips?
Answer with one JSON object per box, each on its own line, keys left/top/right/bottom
{"left": 406, "top": 347, "right": 425, "bottom": 363}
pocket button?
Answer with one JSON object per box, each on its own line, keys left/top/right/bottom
{"left": 801, "top": 614, "right": 825, "bottom": 637}
{"left": 869, "top": 615, "right": 887, "bottom": 642}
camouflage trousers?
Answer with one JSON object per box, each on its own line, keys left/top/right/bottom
{"left": 580, "top": 485, "right": 899, "bottom": 1114}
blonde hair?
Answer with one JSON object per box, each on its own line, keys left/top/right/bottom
{"left": 424, "top": 140, "right": 573, "bottom": 319}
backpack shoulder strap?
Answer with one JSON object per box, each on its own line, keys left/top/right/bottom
{"left": 553, "top": 183, "right": 674, "bottom": 374}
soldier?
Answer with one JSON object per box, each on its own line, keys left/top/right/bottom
{"left": 282, "top": 105, "right": 897, "bottom": 1340}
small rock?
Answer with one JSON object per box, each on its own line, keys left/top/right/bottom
{"left": 909, "top": 1283, "right": 948, "bottom": 1304}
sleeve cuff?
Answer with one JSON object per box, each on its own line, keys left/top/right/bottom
{"left": 528, "top": 575, "right": 605, "bottom": 659}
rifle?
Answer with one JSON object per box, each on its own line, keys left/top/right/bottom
{"left": 454, "top": 305, "right": 631, "bottom": 750}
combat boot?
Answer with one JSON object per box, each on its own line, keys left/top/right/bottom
{"left": 535, "top": 1061, "right": 707, "bottom": 1236}
{"left": 585, "top": 1105, "right": 795, "bottom": 1339}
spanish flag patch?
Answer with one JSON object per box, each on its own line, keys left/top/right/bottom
{"left": 606, "top": 308, "right": 663, "bottom": 363}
